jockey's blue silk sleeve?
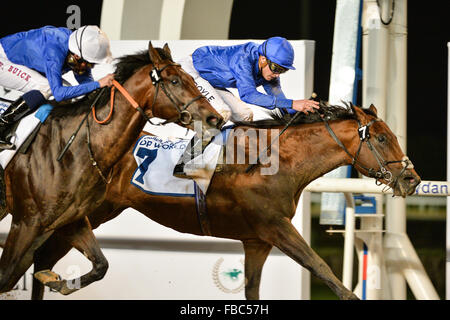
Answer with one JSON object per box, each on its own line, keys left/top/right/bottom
{"left": 74, "top": 69, "right": 94, "bottom": 84}
{"left": 44, "top": 48, "right": 99, "bottom": 102}
{"left": 231, "top": 58, "right": 293, "bottom": 110}
{"left": 192, "top": 42, "right": 295, "bottom": 111}
{"left": 0, "top": 26, "right": 100, "bottom": 102}
{"left": 262, "top": 79, "right": 294, "bottom": 110}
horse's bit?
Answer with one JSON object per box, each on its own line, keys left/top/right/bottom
{"left": 149, "top": 63, "right": 204, "bottom": 126}
{"left": 58, "top": 62, "right": 205, "bottom": 183}
{"left": 323, "top": 112, "right": 414, "bottom": 192}
{"left": 88, "top": 63, "right": 205, "bottom": 183}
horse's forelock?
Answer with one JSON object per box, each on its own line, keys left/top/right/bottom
{"left": 347, "top": 103, "right": 379, "bottom": 124}
{"left": 361, "top": 107, "right": 378, "bottom": 118}
{"left": 114, "top": 48, "right": 172, "bottom": 84}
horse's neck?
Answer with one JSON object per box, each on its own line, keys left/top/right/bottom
{"left": 285, "top": 120, "right": 357, "bottom": 191}
{"left": 89, "top": 74, "right": 149, "bottom": 168}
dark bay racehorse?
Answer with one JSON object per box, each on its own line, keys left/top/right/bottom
{"left": 0, "top": 42, "right": 224, "bottom": 294}
{"left": 31, "top": 103, "right": 420, "bottom": 300}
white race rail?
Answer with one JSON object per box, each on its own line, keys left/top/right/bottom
{"left": 305, "top": 178, "right": 446, "bottom": 300}
{"left": 306, "top": 178, "right": 450, "bottom": 196}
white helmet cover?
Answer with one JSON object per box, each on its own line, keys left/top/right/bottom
{"left": 68, "top": 25, "right": 112, "bottom": 64}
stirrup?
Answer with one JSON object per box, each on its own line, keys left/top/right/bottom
{"left": 173, "top": 163, "right": 188, "bottom": 179}
{"left": 0, "top": 127, "right": 17, "bottom": 150}
{"left": 0, "top": 139, "right": 16, "bottom": 150}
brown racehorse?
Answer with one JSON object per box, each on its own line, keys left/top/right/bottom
{"left": 30, "top": 103, "right": 420, "bottom": 300}
{"left": 0, "top": 42, "right": 224, "bottom": 294}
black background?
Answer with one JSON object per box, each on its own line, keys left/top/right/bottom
{"left": 230, "top": 0, "right": 449, "bottom": 181}
{"left": 1, "top": 0, "right": 448, "bottom": 181}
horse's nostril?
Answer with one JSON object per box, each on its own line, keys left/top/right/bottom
{"left": 414, "top": 177, "right": 421, "bottom": 187}
{"left": 404, "top": 176, "right": 420, "bottom": 187}
{"left": 216, "top": 118, "right": 224, "bottom": 129}
{"left": 207, "top": 116, "right": 223, "bottom": 129}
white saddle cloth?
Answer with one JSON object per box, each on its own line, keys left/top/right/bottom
{"left": 131, "top": 129, "right": 229, "bottom": 196}
{"left": 0, "top": 102, "right": 53, "bottom": 169}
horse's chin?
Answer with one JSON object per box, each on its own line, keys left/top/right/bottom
{"left": 393, "top": 176, "right": 421, "bottom": 198}
{"left": 202, "top": 129, "right": 214, "bottom": 142}
{"left": 392, "top": 187, "right": 408, "bottom": 198}
{"left": 201, "top": 126, "right": 219, "bottom": 145}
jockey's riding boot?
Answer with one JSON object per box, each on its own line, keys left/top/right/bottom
{"left": 0, "top": 90, "right": 46, "bottom": 150}
{"left": 173, "top": 135, "right": 204, "bottom": 179}
{"left": 0, "top": 98, "right": 30, "bottom": 150}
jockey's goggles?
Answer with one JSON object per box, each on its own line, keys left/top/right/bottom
{"left": 266, "top": 59, "right": 288, "bottom": 74}
{"left": 77, "top": 58, "right": 95, "bottom": 69}
{"left": 67, "top": 54, "right": 95, "bottom": 75}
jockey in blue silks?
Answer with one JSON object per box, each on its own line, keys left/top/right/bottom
{"left": 0, "top": 25, "right": 115, "bottom": 150}
{"left": 173, "top": 36, "right": 319, "bottom": 178}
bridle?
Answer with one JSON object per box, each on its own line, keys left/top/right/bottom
{"left": 148, "top": 63, "right": 204, "bottom": 126}
{"left": 323, "top": 108, "right": 414, "bottom": 191}
{"left": 93, "top": 62, "right": 204, "bottom": 126}
{"left": 58, "top": 60, "right": 206, "bottom": 183}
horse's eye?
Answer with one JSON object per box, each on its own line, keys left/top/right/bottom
{"left": 171, "top": 79, "right": 179, "bottom": 85}
{"left": 377, "top": 135, "right": 386, "bottom": 143}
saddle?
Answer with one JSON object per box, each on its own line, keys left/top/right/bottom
{"left": 131, "top": 132, "right": 227, "bottom": 196}
{"left": 130, "top": 132, "right": 229, "bottom": 237}
{"left": 0, "top": 104, "right": 53, "bottom": 167}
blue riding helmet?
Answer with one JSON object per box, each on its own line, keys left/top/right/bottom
{"left": 258, "top": 37, "right": 296, "bottom": 70}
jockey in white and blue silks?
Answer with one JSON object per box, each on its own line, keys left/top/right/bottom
{"left": 174, "top": 36, "right": 320, "bottom": 178}
{"left": 0, "top": 25, "right": 114, "bottom": 150}
{"left": 178, "top": 36, "right": 319, "bottom": 123}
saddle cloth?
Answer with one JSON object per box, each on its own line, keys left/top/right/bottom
{"left": 0, "top": 102, "right": 53, "bottom": 169}
{"left": 131, "top": 129, "right": 231, "bottom": 196}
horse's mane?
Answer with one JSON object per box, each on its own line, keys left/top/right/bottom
{"left": 50, "top": 47, "right": 172, "bottom": 119}
{"left": 234, "top": 101, "right": 377, "bottom": 128}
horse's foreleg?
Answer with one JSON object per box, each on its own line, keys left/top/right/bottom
{"left": 262, "top": 218, "right": 359, "bottom": 300}
{"left": 0, "top": 222, "right": 52, "bottom": 293}
{"left": 32, "top": 232, "right": 74, "bottom": 300}
{"left": 34, "top": 217, "right": 108, "bottom": 295}
{"left": 242, "top": 240, "right": 272, "bottom": 300}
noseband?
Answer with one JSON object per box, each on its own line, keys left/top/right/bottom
{"left": 149, "top": 63, "right": 204, "bottom": 126}
{"left": 58, "top": 62, "right": 205, "bottom": 183}
{"left": 323, "top": 112, "right": 413, "bottom": 191}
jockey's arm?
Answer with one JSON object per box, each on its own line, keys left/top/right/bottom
{"left": 262, "top": 79, "right": 297, "bottom": 115}
{"left": 74, "top": 69, "right": 94, "bottom": 84}
{"left": 45, "top": 55, "right": 99, "bottom": 102}
{"left": 262, "top": 79, "right": 319, "bottom": 115}
{"left": 233, "top": 68, "right": 293, "bottom": 111}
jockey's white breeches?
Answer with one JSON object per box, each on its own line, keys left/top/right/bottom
{"left": 177, "top": 55, "right": 282, "bottom": 123}
{"left": 0, "top": 44, "right": 52, "bottom": 99}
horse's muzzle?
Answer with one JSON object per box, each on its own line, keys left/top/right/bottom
{"left": 396, "top": 171, "right": 421, "bottom": 197}
{"left": 207, "top": 115, "right": 224, "bottom": 129}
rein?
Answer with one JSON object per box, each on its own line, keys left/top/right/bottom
{"left": 92, "top": 80, "right": 139, "bottom": 124}
{"left": 0, "top": 96, "right": 14, "bottom": 104}
{"left": 245, "top": 110, "right": 302, "bottom": 173}
{"left": 58, "top": 62, "right": 204, "bottom": 183}
{"left": 93, "top": 64, "right": 204, "bottom": 126}
{"left": 149, "top": 63, "right": 204, "bottom": 125}
{"left": 322, "top": 111, "right": 413, "bottom": 192}
{"left": 245, "top": 93, "right": 317, "bottom": 173}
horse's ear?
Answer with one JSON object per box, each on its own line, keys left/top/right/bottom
{"left": 148, "top": 41, "right": 163, "bottom": 65}
{"left": 368, "top": 104, "right": 378, "bottom": 116}
{"left": 163, "top": 43, "right": 173, "bottom": 61}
